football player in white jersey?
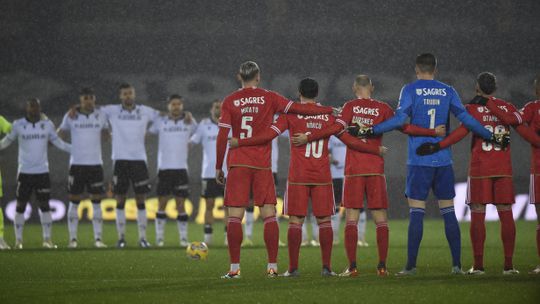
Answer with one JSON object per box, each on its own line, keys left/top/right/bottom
{"left": 150, "top": 95, "right": 197, "bottom": 247}
{"left": 58, "top": 88, "right": 108, "bottom": 249}
{"left": 100, "top": 83, "right": 159, "bottom": 248}
{"left": 329, "top": 135, "right": 346, "bottom": 245}
{"left": 190, "top": 100, "right": 228, "bottom": 245}
{"left": 0, "top": 98, "right": 71, "bottom": 249}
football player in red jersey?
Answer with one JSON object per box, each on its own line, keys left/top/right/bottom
{"left": 417, "top": 72, "right": 519, "bottom": 275}
{"left": 230, "top": 78, "right": 384, "bottom": 276}
{"left": 294, "top": 75, "right": 444, "bottom": 276}
{"left": 215, "top": 62, "right": 334, "bottom": 279}
{"left": 517, "top": 76, "right": 540, "bottom": 274}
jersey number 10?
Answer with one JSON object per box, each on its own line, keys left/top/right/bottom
{"left": 305, "top": 139, "right": 324, "bottom": 159}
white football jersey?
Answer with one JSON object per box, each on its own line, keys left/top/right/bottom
{"left": 59, "top": 109, "right": 108, "bottom": 165}
{"left": 329, "top": 136, "right": 346, "bottom": 179}
{"left": 190, "top": 118, "right": 229, "bottom": 179}
{"left": 101, "top": 104, "right": 158, "bottom": 161}
{"left": 149, "top": 115, "right": 197, "bottom": 170}
{"left": 4, "top": 118, "right": 71, "bottom": 174}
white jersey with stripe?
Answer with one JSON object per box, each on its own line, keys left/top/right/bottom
{"left": 149, "top": 115, "right": 197, "bottom": 170}
{"left": 59, "top": 109, "right": 108, "bottom": 165}
{"left": 101, "top": 104, "right": 159, "bottom": 162}
{"left": 190, "top": 118, "right": 229, "bottom": 178}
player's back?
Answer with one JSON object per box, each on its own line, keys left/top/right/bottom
{"left": 341, "top": 98, "right": 392, "bottom": 175}
{"left": 466, "top": 98, "right": 515, "bottom": 177}
{"left": 285, "top": 112, "right": 335, "bottom": 184}
{"left": 221, "top": 87, "right": 288, "bottom": 169}
{"left": 403, "top": 79, "right": 456, "bottom": 167}
{"left": 520, "top": 100, "right": 540, "bottom": 174}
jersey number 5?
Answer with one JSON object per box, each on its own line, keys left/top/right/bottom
{"left": 240, "top": 116, "right": 253, "bottom": 139}
{"left": 305, "top": 139, "right": 324, "bottom": 159}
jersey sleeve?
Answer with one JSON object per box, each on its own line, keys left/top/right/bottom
{"left": 450, "top": 89, "right": 492, "bottom": 140}
{"left": 270, "top": 114, "right": 289, "bottom": 135}
{"left": 372, "top": 86, "right": 411, "bottom": 134}
{"left": 218, "top": 100, "right": 232, "bottom": 129}
{"left": 100, "top": 105, "right": 114, "bottom": 117}
{"left": 190, "top": 123, "right": 203, "bottom": 144}
{"left": 148, "top": 118, "right": 160, "bottom": 134}
{"left": 486, "top": 99, "right": 523, "bottom": 126}
{"left": 58, "top": 113, "right": 71, "bottom": 131}
{"left": 335, "top": 102, "right": 352, "bottom": 128}
{"left": 0, "top": 116, "right": 12, "bottom": 135}
{"left": 519, "top": 102, "right": 535, "bottom": 125}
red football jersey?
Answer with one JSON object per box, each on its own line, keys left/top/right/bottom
{"left": 219, "top": 87, "right": 293, "bottom": 169}
{"left": 520, "top": 100, "right": 540, "bottom": 174}
{"left": 335, "top": 98, "right": 393, "bottom": 175}
{"left": 272, "top": 110, "right": 335, "bottom": 184}
{"left": 465, "top": 98, "right": 517, "bottom": 177}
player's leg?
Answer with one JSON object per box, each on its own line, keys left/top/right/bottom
{"left": 66, "top": 166, "right": 84, "bottom": 248}
{"left": 340, "top": 176, "right": 366, "bottom": 276}
{"left": 255, "top": 169, "right": 279, "bottom": 276}
{"left": 282, "top": 182, "right": 308, "bottom": 276}
{"left": 88, "top": 166, "right": 106, "bottom": 248}
{"left": 132, "top": 161, "right": 152, "bottom": 247}
{"left": 309, "top": 210, "right": 319, "bottom": 246}
{"left": 357, "top": 209, "right": 368, "bottom": 247}
{"left": 435, "top": 165, "right": 462, "bottom": 274}
{"left": 113, "top": 161, "right": 129, "bottom": 247}
{"left": 529, "top": 174, "right": 540, "bottom": 274}
{"left": 13, "top": 173, "right": 31, "bottom": 249}
{"left": 202, "top": 178, "right": 224, "bottom": 245}
{"left": 494, "top": 177, "right": 517, "bottom": 274}
{"left": 0, "top": 169, "right": 9, "bottom": 250}
{"left": 533, "top": 203, "right": 540, "bottom": 274}
{"left": 221, "top": 167, "right": 251, "bottom": 278}
{"left": 174, "top": 169, "right": 190, "bottom": 247}
{"left": 155, "top": 170, "right": 171, "bottom": 246}
{"left": 331, "top": 178, "right": 343, "bottom": 244}
{"left": 242, "top": 205, "right": 255, "bottom": 246}
{"left": 312, "top": 184, "right": 336, "bottom": 276}
{"left": 466, "top": 177, "right": 490, "bottom": 274}
{"left": 36, "top": 173, "right": 55, "bottom": 249}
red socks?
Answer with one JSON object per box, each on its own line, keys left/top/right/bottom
{"left": 319, "top": 221, "right": 333, "bottom": 269}
{"left": 497, "top": 209, "right": 516, "bottom": 270}
{"left": 287, "top": 223, "right": 302, "bottom": 271}
{"left": 376, "top": 221, "right": 389, "bottom": 265}
{"left": 227, "top": 217, "right": 243, "bottom": 264}
{"left": 345, "top": 221, "right": 358, "bottom": 268}
{"left": 470, "top": 210, "right": 486, "bottom": 269}
{"left": 263, "top": 216, "right": 279, "bottom": 264}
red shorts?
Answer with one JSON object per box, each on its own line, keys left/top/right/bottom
{"left": 529, "top": 174, "right": 540, "bottom": 204}
{"left": 224, "top": 166, "right": 276, "bottom": 207}
{"left": 284, "top": 183, "right": 335, "bottom": 217}
{"left": 466, "top": 176, "right": 515, "bottom": 205}
{"left": 343, "top": 175, "right": 388, "bottom": 209}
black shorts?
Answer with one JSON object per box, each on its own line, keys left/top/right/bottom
{"left": 113, "top": 160, "right": 151, "bottom": 195}
{"left": 68, "top": 165, "right": 105, "bottom": 195}
{"left": 16, "top": 173, "right": 50, "bottom": 202}
{"left": 332, "top": 178, "right": 343, "bottom": 209}
{"left": 156, "top": 169, "right": 190, "bottom": 197}
{"left": 201, "top": 178, "right": 224, "bottom": 199}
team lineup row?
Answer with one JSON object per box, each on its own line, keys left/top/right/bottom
{"left": 0, "top": 53, "right": 539, "bottom": 278}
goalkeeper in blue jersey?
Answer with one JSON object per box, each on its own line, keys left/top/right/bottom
{"left": 359, "top": 53, "right": 503, "bottom": 275}
{"left": 0, "top": 115, "right": 12, "bottom": 250}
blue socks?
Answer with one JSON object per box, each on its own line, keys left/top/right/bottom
{"left": 441, "top": 206, "right": 461, "bottom": 268}
{"left": 406, "top": 208, "right": 425, "bottom": 270}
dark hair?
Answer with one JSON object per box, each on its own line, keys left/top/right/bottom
{"left": 27, "top": 97, "right": 40, "bottom": 105}
{"left": 118, "top": 83, "right": 133, "bottom": 91}
{"left": 79, "top": 87, "right": 95, "bottom": 96}
{"left": 298, "top": 78, "right": 319, "bottom": 99}
{"left": 167, "top": 94, "right": 183, "bottom": 102}
{"left": 415, "top": 53, "right": 437, "bottom": 73}
{"left": 238, "top": 61, "right": 260, "bottom": 82}
{"left": 477, "top": 72, "right": 497, "bottom": 95}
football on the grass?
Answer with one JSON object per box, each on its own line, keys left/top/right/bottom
{"left": 186, "top": 242, "right": 209, "bottom": 260}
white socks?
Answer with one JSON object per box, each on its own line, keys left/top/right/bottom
{"left": 245, "top": 211, "right": 254, "bottom": 239}
{"left": 92, "top": 203, "right": 103, "bottom": 241}
{"left": 116, "top": 208, "right": 126, "bottom": 239}
{"left": 331, "top": 213, "right": 341, "bottom": 240}
{"left": 14, "top": 212, "right": 25, "bottom": 242}
{"left": 67, "top": 202, "right": 79, "bottom": 241}
{"left": 155, "top": 211, "right": 167, "bottom": 242}
{"left": 358, "top": 211, "right": 367, "bottom": 240}
{"left": 39, "top": 210, "right": 52, "bottom": 241}
{"left": 177, "top": 214, "right": 188, "bottom": 241}
{"left": 137, "top": 209, "right": 147, "bottom": 240}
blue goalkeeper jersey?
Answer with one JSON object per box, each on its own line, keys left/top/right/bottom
{"left": 373, "top": 79, "right": 492, "bottom": 167}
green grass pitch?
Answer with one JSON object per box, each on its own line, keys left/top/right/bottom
{"left": 0, "top": 220, "right": 539, "bottom": 303}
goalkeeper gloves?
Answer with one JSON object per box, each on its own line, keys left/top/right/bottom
{"left": 416, "top": 142, "right": 441, "bottom": 156}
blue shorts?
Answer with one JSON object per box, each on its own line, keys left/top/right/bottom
{"left": 405, "top": 165, "right": 455, "bottom": 201}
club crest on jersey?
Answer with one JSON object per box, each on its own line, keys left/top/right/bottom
{"left": 478, "top": 107, "right": 484, "bottom": 113}
{"left": 416, "top": 89, "right": 423, "bottom": 96}
{"left": 234, "top": 100, "right": 240, "bottom": 107}
{"left": 40, "top": 123, "right": 45, "bottom": 129}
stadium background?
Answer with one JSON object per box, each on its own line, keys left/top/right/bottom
{"left": 0, "top": 0, "right": 538, "bottom": 221}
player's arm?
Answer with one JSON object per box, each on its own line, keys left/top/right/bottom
{"left": 0, "top": 125, "right": 16, "bottom": 150}
{"left": 0, "top": 115, "right": 12, "bottom": 135}
{"left": 514, "top": 124, "right": 540, "bottom": 147}
{"left": 56, "top": 113, "right": 71, "bottom": 141}
{"left": 486, "top": 98, "right": 523, "bottom": 126}
{"left": 48, "top": 122, "right": 71, "bottom": 153}
{"left": 232, "top": 115, "right": 288, "bottom": 148}
{"left": 416, "top": 124, "right": 469, "bottom": 155}
{"left": 273, "top": 92, "right": 333, "bottom": 115}
{"left": 371, "top": 86, "right": 413, "bottom": 135}
{"left": 400, "top": 123, "right": 445, "bottom": 137}
{"left": 215, "top": 102, "right": 232, "bottom": 185}
{"left": 336, "top": 132, "right": 386, "bottom": 156}
{"left": 449, "top": 89, "right": 492, "bottom": 140}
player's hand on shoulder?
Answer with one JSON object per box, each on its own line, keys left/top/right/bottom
{"left": 434, "top": 125, "right": 446, "bottom": 137}
{"left": 489, "top": 131, "right": 510, "bottom": 149}
{"left": 216, "top": 169, "right": 225, "bottom": 185}
{"left": 291, "top": 133, "right": 308, "bottom": 146}
{"left": 67, "top": 105, "right": 80, "bottom": 119}
{"left": 184, "top": 111, "right": 193, "bottom": 124}
{"left": 332, "top": 106, "right": 342, "bottom": 116}
{"left": 229, "top": 137, "right": 239, "bottom": 149}
{"left": 416, "top": 142, "right": 441, "bottom": 156}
